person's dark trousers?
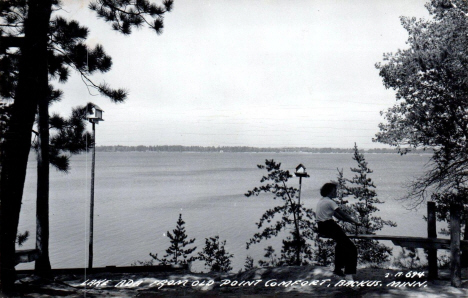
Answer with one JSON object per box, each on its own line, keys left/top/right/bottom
{"left": 318, "top": 219, "right": 357, "bottom": 274}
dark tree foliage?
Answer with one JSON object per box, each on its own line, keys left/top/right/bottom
{"left": 0, "top": 103, "right": 11, "bottom": 137}
{"left": 149, "top": 214, "right": 197, "bottom": 266}
{"left": 1, "top": 2, "right": 126, "bottom": 103}
{"left": 198, "top": 236, "right": 233, "bottom": 273}
{"left": 245, "top": 159, "right": 315, "bottom": 266}
{"left": 257, "top": 246, "right": 279, "bottom": 267}
{"left": 15, "top": 231, "right": 28, "bottom": 247}
{"left": 0, "top": 52, "right": 19, "bottom": 99}
{"left": 89, "top": 0, "right": 173, "bottom": 35}
{"left": 31, "top": 103, "right": 95, "bottom": 172}
{"left": 48, "top": 16, "right": 127, "bottom": 102}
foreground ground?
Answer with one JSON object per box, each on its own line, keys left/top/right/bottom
{"left": 9, "top": 266, "right": 468, "bottom": 297}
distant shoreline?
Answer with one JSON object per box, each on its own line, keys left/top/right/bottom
{"left": 95, "top": 145, "right": 432, "bottom": 154}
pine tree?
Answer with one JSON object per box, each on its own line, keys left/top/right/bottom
{"left": 150, "top": 214, "right": 197, "bottom": 266}
{"left": 346, "top": 143, "right": 397, "bottom": 265}
{"left": 244, "top": 255, "right": 255, "bottom": 271}
{"left": 245, "top": 159, "right": 315, "bottom": 266}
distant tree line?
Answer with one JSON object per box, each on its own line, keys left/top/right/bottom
{"left": 96, "top": 145, "right": 430, "bottom": 154}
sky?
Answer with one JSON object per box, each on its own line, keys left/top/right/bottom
{"left": 52, "top": 0, "right": 431, "bottom": 148}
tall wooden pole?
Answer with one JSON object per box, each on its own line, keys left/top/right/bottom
{"left": 298, "top": 176, "right": 302, "bottom": 205}
{"left": 88, "top": 122, "right": 96, "bottom": 269}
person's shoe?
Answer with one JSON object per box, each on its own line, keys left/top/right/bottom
{"left": 345, "top": 274, "right": 354, "bottom": 281}
{"left": 333, "top": 269, "right": 345, "bottom": 277}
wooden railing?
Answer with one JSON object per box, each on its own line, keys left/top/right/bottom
{"left": 347, "top": 234, "right": 468, "bottom": 250}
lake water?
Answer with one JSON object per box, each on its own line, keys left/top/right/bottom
{"left": 16, "top": 152, "right": 435, "bottom": 271}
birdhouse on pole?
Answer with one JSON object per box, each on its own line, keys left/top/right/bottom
{"left": 295, "top": 164, "right": 309, "bottom": 178}
{"left": 88, "top": 105, "right": 104, "bottom": 124}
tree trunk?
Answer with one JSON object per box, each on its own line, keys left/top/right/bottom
{"left": 291, "top": 203, "right": 301, "bottom": 266}
{"left": 0, "top": 0, "right": 52, "bottom": 292}
{"left": 461, "top": 206, "right": 468, "bottom": 268}
{"left": 427, "top": 202, "right": 438, "bottom": 279}
{"left": 34, "top": 86, "right": 51, "bottom": 276}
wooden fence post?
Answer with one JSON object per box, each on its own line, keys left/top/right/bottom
{"left": 450, "top": 204, "right": 461, "bottom": 287}
{"left": 427, "top": 202, "right": 438, "bottom": 280}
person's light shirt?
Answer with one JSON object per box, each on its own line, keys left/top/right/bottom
{"left": 316, "top": 197, "right": 338, "bottom": 222}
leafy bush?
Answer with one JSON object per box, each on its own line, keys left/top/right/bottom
{"left": 393, "top": 248, "right": 426, "bottom": 270}
{"left": 198, "top": 236, "right": 233, "bottom": 272}
{"left": 258, "top": 246, "right": 279, "bottom": 267}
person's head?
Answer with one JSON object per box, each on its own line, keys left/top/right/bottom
{"left": 320, "top": 182, "right": 338, "bottom": 198}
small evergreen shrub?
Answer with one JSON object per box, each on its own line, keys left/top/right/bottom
{"left": 198, "top": 236, "right": 233, "bottom": 272}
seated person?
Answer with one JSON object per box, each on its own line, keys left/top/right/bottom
{"left": 316, "top": 182, "right": 359, "bottom": 281}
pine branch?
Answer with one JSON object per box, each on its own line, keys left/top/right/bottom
{"left": 89, "top": 0, "right": 173, "bottom": 34}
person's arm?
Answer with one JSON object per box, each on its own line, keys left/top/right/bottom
{"left": 334, "top": 208, "right": 359, "bottom": 225}
{"left": 333, "top": 208, "right": 346, "bottom": 221}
